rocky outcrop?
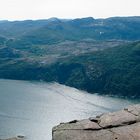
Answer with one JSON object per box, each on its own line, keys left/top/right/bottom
{"left": 52, "top": 104, "right": 140, "bottom": 140}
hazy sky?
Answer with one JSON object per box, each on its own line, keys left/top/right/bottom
{"left": 0, "top": 0, "right": 139, "bottom": 20}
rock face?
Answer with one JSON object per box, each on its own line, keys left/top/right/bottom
{"left": 52, "top": 104, "right": 140, "bottom": 140}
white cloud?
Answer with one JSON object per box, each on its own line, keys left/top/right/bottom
{"left": 0, "top": 0, "right": 139, "bottom": 20}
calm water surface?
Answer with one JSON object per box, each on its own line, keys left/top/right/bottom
{"left": 0, "top": 79, "right": 139, "bottom": 140}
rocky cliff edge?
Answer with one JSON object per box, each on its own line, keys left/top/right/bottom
{"left": 52, "top": 104, "right": 140, "bottom": 140}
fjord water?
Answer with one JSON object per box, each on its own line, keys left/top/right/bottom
{"left": 0, "top": 79, "right": 138, "bottom": 140}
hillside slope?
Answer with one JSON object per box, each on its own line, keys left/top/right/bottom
{"left": 0, "top": 41, "right": 139, "bottom": 98}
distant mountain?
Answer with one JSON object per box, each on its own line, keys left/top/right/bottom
{"left": 0, "top": 16, "right": 140, "bottom": 98}
{"left": 0, "top": 16, "right": 140, "bottom": 47}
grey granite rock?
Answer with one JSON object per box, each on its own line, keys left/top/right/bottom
{"left": 52, "top": 104, "right": 140, "bottom": 140}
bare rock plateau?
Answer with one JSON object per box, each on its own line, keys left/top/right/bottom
{"left": 52, "top": 104, "right": 140, "bottom": 140}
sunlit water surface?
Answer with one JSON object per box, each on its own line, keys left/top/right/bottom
{"left": 0, "top": 79, "right": 139, "bottom": 140}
